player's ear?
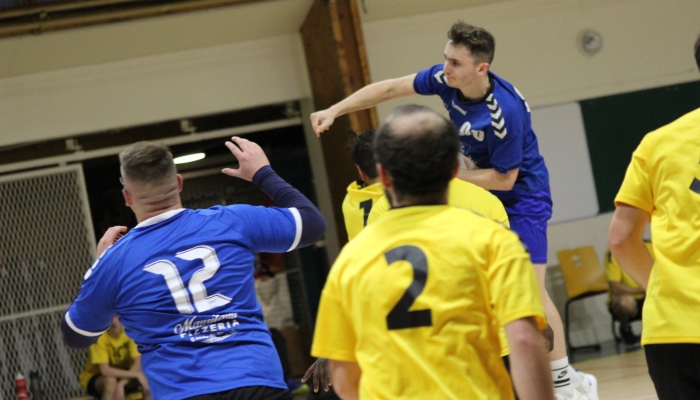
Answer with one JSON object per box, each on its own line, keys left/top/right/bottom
{"left": 476, "top": 62, "right": 490, "bottom": 76}
{"left": 176, "top": 174, "right": 184, "bottom": 192}
{"left": 377, "top": 163, "right": 392, "bottom": 189}
{"left": 451, "top": 157, "right": 460, "bottom": 179}
{"left": 356, "top": 165, "right": 367, "bottom": 183}
{"left": 122, "top": 189, "right": 132, "bottom": 207}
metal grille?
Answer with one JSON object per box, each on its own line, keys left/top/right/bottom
{"left": 180, "top": 171, "right": 265, "bottom": 210}
{"left": 0, "top": 165, "right": 96, "bottom": 399}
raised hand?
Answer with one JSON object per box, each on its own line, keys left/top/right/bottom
{"left": 97, "top": 226, "right": 127, "bottom": 257}
{"left": 221, "top": 137, "right": 271, "bottom": 181}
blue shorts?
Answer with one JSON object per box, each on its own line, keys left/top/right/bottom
{"left": 509, "top": 213, "right": 550, "bottom": 264}
{"left": 494, "top": 187, "right": 552, "bottom": 264}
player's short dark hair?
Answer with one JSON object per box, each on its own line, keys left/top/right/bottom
{"left": 448, "top": 21, "right": 495, "bottom": 64}
{"left": 695, "top": 31, "right": 700, "bottom": 72}
{"left": 349, "top": 130, "right": 378, "bottom": 180}
{"left": 374, "top": 105, "right": 460, "bottom": 200}
{"left": 119, "top": 141, "right": 176, "bottom": 185}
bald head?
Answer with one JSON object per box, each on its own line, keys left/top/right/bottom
{"left": 374, "top": 105, "right": 460, "bottom": 199}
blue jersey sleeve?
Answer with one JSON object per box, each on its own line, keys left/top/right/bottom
{"left": 64, "top": 248, "right": 120, "bottom": 346}
{"left": 486, "top": 93, "right": 526, "bottom": 174}
{"left": 222, "top": 205, "right": 300, "bottom": 253}
{"left": 413, "top": 65, "right": 444, "bottom": 96}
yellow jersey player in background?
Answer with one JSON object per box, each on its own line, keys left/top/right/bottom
{"left": 341, "top": 130, "right": 384, "bottom": 241}
{"left": 604, "top": 242, "right": 651, "bottom": 348}
{"left": 79, "top": 315, "right": 151, "bottom": 400}
{"left": 608, "top": 32, "right": 700, "bottom": 400}
{"left": 312, "top": 104, "right": 553, "bottom": 400}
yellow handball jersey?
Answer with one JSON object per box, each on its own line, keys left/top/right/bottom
{"left": 342, "top": 181, "right": 385, "bottom": 241}
{"left": 604, "top": 242, "right": 652, "bottom": 305}
{"left": 312, "top": 206, "right": 545, "bottom": 400}
{"left": 367, "top": 178, "right": 509, "bottom": 228}
{"left": 615, "top": 107, "right": 700, "bottom": 346}
{"left": 79, "top": 331, "right": 141, "bottom": 391}
{"left": 368, "top": 177, "right": 512, "bottom": 357}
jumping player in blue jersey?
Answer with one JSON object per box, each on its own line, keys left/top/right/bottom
{"left": 62, "top": 138, "right": 326, "bottom": 400}
{"left": 310, "top": 21, "right": 596, "bottom": 400}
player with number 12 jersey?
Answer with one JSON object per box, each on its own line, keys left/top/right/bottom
{"left": 66, "top": 205, "right": 301, "bottom": 398}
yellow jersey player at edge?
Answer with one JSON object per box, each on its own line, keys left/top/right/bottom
{"left": 608, "top": 33, "right": 700, "bottom": 400}
{"left": 311, "top": 104, "right": 553, "bottom": 400}
{"left": 342, "top": 130, "right": 384, "bottom": 241}
{"left": 310, "top": 21, "right": 596, "bottom": 400}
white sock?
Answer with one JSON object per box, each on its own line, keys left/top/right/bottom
{"left": 551, "top": 357, "right": 574, "bottom": 397}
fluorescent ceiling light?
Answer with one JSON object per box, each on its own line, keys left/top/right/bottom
{"left": 174, "top": 153, "right": 205, "bottom": 164}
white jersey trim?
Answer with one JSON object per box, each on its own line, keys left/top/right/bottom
{"left": 136, "top": 208, "right": 186, "bottom": 228}
{"left": 65, "top": 311, "right": 107, "bottom": 337}
{"left": 286, "top": 207, "right": 302, "bottom": 252}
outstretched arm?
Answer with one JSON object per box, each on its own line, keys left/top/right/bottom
{"left": 222, "top": 136, "right": 326, "bottom": 248}
{"left": 608, "top": 203, "right": 653, "bottom": 288}
{"left": 310, "top": 74, "right": 417, "bottom": 136}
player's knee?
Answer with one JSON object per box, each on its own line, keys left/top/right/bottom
{"left": 618, "top": 295, "right": 637, "bottom": 315}
{"left": 102, "top": 376, "right": 118, "bottom": 393}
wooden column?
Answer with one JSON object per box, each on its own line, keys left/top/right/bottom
{"left": 301, "top": 0, "right": 377, "bottom": 248}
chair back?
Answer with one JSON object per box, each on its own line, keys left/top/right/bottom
{"left": 556, "top": 245, "right": 609, "bottom": 299}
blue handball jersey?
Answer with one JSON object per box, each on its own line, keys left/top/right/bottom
{"left": 66, "top": 206, "right": 302, "bottom": 399}
{"left": 414, "top": 65, "right": 550, "bottom": 199}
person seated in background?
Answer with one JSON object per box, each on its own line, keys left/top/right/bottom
{"left": 79, "top": 315, "right": 151, "bottom": 400}
{"left": 604, "top": 241, "right": 651, "bottom": 347}
{"left": 341, "top": 130, "right": 384, "bottom": 241}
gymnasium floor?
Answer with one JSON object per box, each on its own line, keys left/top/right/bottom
{"left": 296, "top": 341, "right": 658, "bottom": 400}
{"left": 572, "top": 342, "right": 658, "bottom": 400}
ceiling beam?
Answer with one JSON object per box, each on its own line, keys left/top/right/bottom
{"left": 0, "top": 0, "right": 275, "bottom": 38}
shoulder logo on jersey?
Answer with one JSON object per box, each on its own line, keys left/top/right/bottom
{"left": 84, "top": 259, "right": 101, "bottom": 280}
{"left": 451, "top": 100, "right": 467, "bottom": 115}
{"left": 486, "top": 93, "right": 507, "bottom": 139}
{"left": 433, "top": 70, "right": 447, "bottom": 85}
{"left": 513, "top": 86, "right": 531, "bottom": 112}
{"left": 458, "top": 121, "right": 485, "bottom": 142}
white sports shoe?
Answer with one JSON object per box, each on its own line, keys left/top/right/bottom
{"left": 573, "top": 372, "right": 598, "bottom": 400}
{"left": 555, "top": 388, "right": 588, "bottom": 400}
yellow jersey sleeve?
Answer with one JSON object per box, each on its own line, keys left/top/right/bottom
{"left": 487, "top": 227, "right": 546, "bottom": 330}
{"left": 128, "top": 337, "right": 140, "bottom": 359}
{"left": 448, "top": 179, "right": 510, "bottom": 228}
{"left": 615, "top": 140, "right": 654, "bottom": 213}
{"left": 311, "top": 263, "right": 357, "bottom": 362}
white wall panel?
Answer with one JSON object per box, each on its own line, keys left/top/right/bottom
{"left": 0, "top": 34, "right": 311, "bottom": 147}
